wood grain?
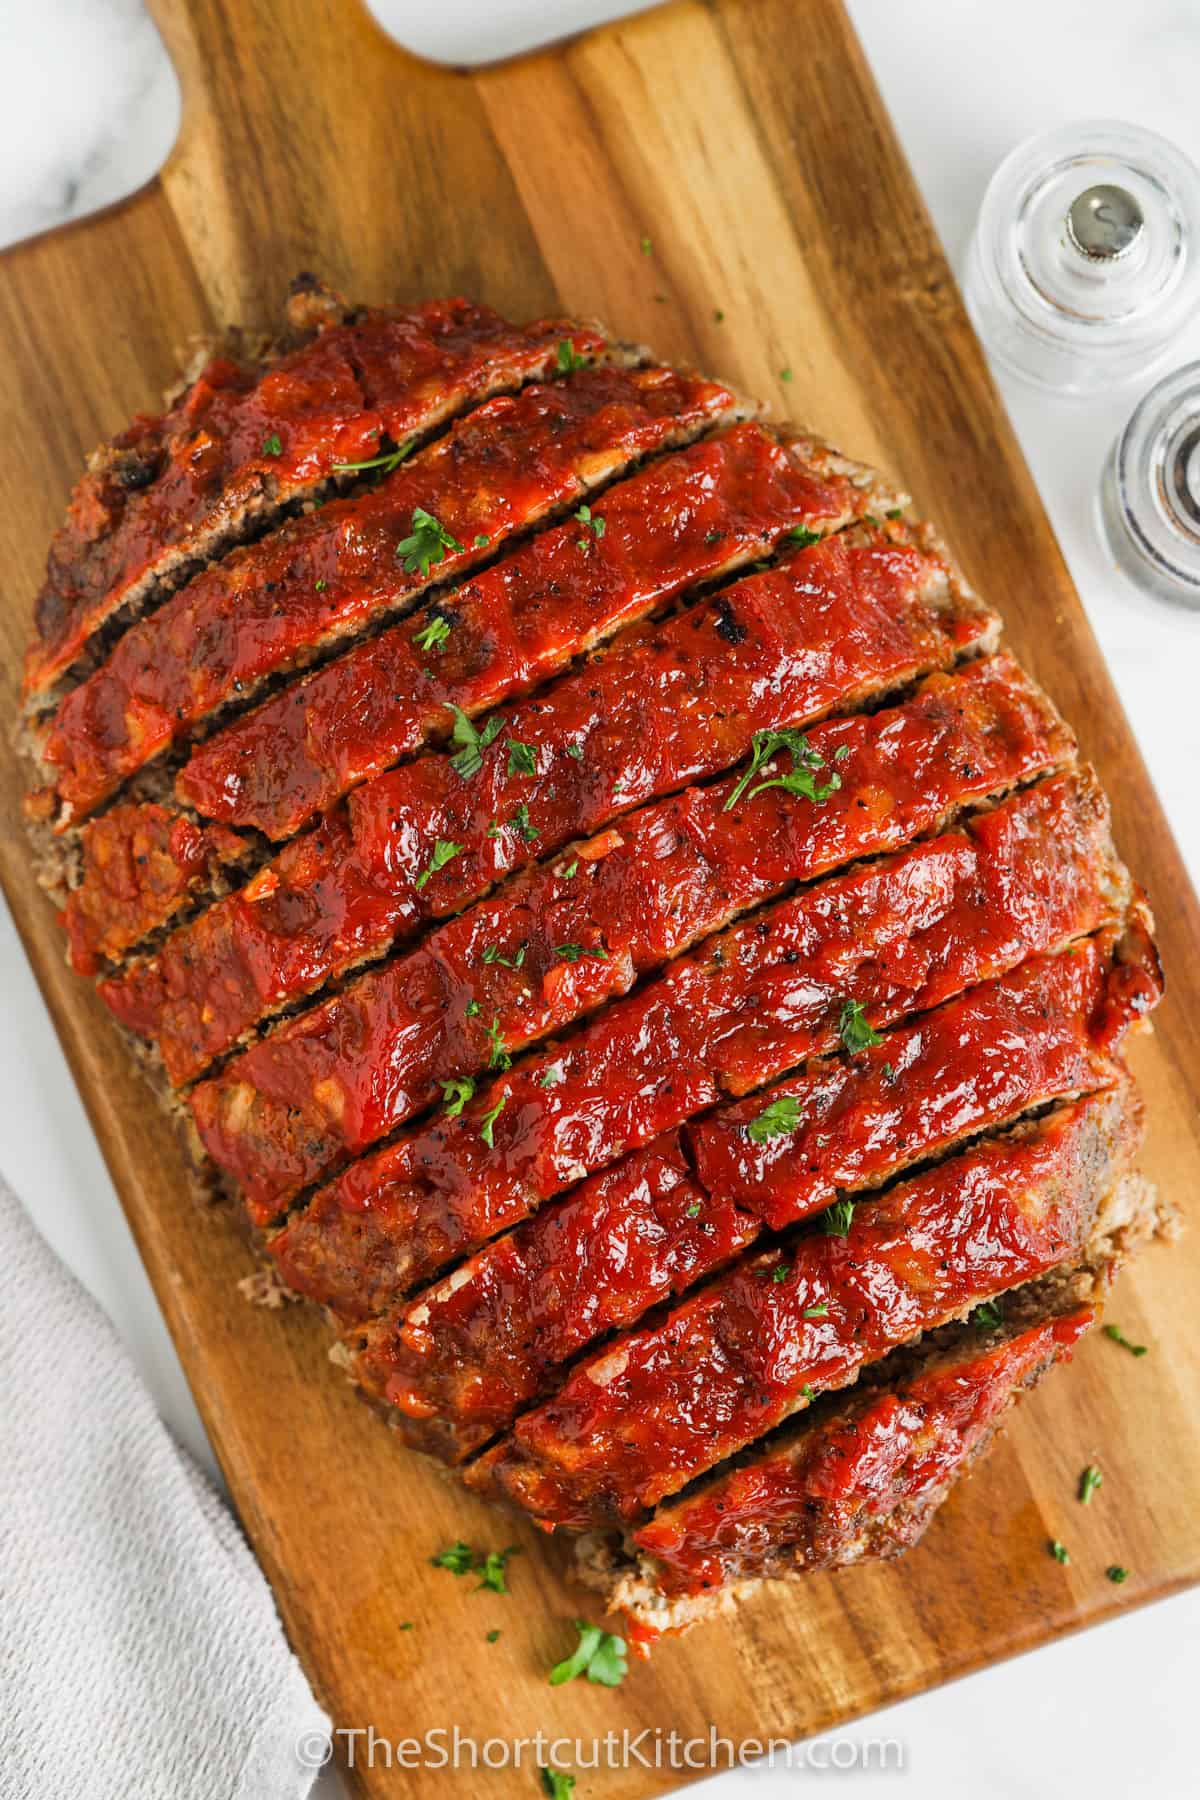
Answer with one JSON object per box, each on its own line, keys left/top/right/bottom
{"left": 1, "top": 1, "right": 1197, "bottom": 1792}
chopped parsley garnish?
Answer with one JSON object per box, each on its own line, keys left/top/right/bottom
{"left": 1050, "top": 1539, "right": 1070, "bottom": 1565}
{"left": 487, "top": 1629, "right": 501, "bottom": 1644}
{"left": 414, "top": 838, "right": 464, "bottom": 890}
{"left": 821, "top": 1197, "right": 855, "bottom": 1238}
{"left": 511, "top": 802, "right": 539, "bottom": 842}
{"left": 746, "top": 1094, "right": 803, "bottom": 1143}
{"left": 565, "top": 742, "right": 585, "bottom": 761}
{"left": 971, "top": 1300, "right": 1004, "bottom": 1331}
{"left": 788, "top": 525, "right": 821, "bottom": 546}
{"left": 574, "top": 504, "right": 606, "bottom": 548}
{"left": 1106, "top": 1564, "right": 1130, "bottom": 1584}
{"left": 780, "top": 367, "right": 794, "bottom": 382}
{"left": 541, "top": 1770, "right": 576, "bottom": 1800}
{"left": 833, "top": 744, "right": 852, "bottom": 761}
{"left": 397, "top": 506, "right": 465, "bottom": 577}
{"left": 447, "top": 704, "right": 504, "bottom": 778}
{"left": 314, "top": 578, "right": 327, "bottom": 592}
{"left": 724, "top": 726, "right": 841, "bottom": 812}
{"left": 539, "top": 1065, "right": 564, "bottom": 1088}
{"left": 440, "top": 1075, "right": 476, "bottom": 1119}
{"left": 431, "top": 1541, "right": 474, "bottom": 1575}
{"left": 332, "top": 440, "right": 414, "bottom": 475}
{"left": 556, "top": 339, "right": 587, "bottom": 373}
{"left": 886, "top": 507, "right": 904, "bottom": 521}
{"left": 399, "top": 1621, "right": 414, "bottom": 1631}
{"left": 1079, "top": 1464, "right": 1103, "bottom": 1506}
{"left": 474, "top": 532, "right": 490, "bottom": 547}
{"left": 561, "top": 859, "right": 579, "bottom": 880}
{"left": 1103, "top": 1324, "right": 1148, "bottom": 1357}
{"left": 431, "top": 1540, "right": 520, "bottom": 1593}
{"left": 771, "top": 1263, "right": 790, "bottom": 1284}
{"left": 482, "top": 942, "right": 527, "bottom": 970}
{"left": 804, "top": 1302, "right": 830, "bottom": 1319}
{"left": 801, "top": 1383, "right": 816, "bottom": 1401}
{"left": 465, "top": 998, "right": 481, "bottom": 1017}
{"left": 548, "top": 1621, "right": 629, "bottom": 1687}
{"left": 479, "top": 1095, "right": 507, "bottom": 1147}
{"left": 881, "top": 1061, "right": 896, "bottom": 1082}
{"left": 262, "top": 433, "right": 282, "bottom": 457}
{"left": 839, "top": 998, "right": 883, "bottom": 1055}
{"left": 506, "top": 738, "right": 538, "bottom": 778}
{"left": 484, "top": 1015, "right": 511, "bottom": 1072}
{"left": 413, "top": 614, "right": 451, "bottom": 653}
{"left": 474, "top": 1545, "right": 521, "bottom": 1595}
{"left": 554, "top": 943, "right": 609, "bottom": 963}
{"left": 686, "top": 1200, "right": 703, "bottom": 1218}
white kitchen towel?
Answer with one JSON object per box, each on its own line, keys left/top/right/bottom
{"left": 0, "top": 1172, "right": 331, "bottom": 1800}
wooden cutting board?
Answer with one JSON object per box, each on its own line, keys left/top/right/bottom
{"left": 1, "top": 1, "right": 1198, "bottom": 1792}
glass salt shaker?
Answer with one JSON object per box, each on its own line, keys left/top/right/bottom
{"left": 964, "top": 120, "right": 1200, "bottom": 396}
{"left": 1097, "top": 362, "right": 1200, "bottom": 612}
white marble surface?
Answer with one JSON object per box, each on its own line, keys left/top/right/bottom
{"left": 1, "top": 2, "right": 1198, "bottom": 1797}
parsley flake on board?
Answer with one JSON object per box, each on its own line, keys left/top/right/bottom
{"left": 839, "top": 998, "right": 883, "bottom": 1055}
{"left": 431, "top": 1541, "right": 520, "bottom": 1594}
{"left": 1106, "top": 1565, "right": 1130, "bottom": 1584}
{"left": 333, "top": 440, "right": 414, "bottom": 475}
{"left": 413, "top": 614, "right": 451, "bottom": 653}
{"left": 414, "top": 839, "right": 464, "bottom": 890}
{"left": 440, "top": 1076, "right": 476, "bottom": 1119}
{"left": 479, "top": 1096, "right": 508, "bottom": 1148}
{"left": 548, "top": 1621, "right": 628, "bottom": 1688}
{"left": 541, "top": 1768, "right": 576, "bottom": 1799}
{"left": 431, "top": 1541, "right": 474, "bottom": 1575}
{"left": 723, "top": 727, "right": 841, "bottom": 812}
{"left": 506, "top": 738, "right": 538, "bottom": 777}
{"left": 474, "top": 1546, "right": 521, "bottom": 1595}
{"left": 1103, "top": 1324, "right": 1148, "bottom": 1357}
{"left": 1050, "top": 1539, "right": 1070, "bottom": 1565}
{"left": 396, "top": 506, "right": 464, "bottom": 577}
{"left": 447, "top": 704, "right": 504, "bottom": 779}
{"left": 1079, "top": 1464, "right": 1104, "bottom": 1506}
{"left": 746, "top": 1094, "right": 803, "bottom": 1144}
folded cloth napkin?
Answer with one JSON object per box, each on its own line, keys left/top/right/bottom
{"left": 0, "top": 1172, "right": 331, "bottom": 1800}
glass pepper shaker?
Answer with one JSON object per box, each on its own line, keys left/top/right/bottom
{"left": 964, "top": 120, "right": 1200, "bottom": 396}
{"left": 1097, "top": 362, "right": 1200, "bottom": 611}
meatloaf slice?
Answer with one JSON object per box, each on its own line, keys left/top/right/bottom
{"left": 24, "top": 288, "right": 609, "bottom": 704}
{"left": 465, "top": 1083, "right": 1144, "bottom": 1529}
{"left": 38, "top": 362, "right": 737, "bottom": 824}
{"left": 100, "top": 528, "right": 1000, "bottom": 1086}
{"left": 345, "top": 913, "right": 1157, "bottom": 1461}
{"left": 176, "top": 422, "right": 897, "bottom": 838}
